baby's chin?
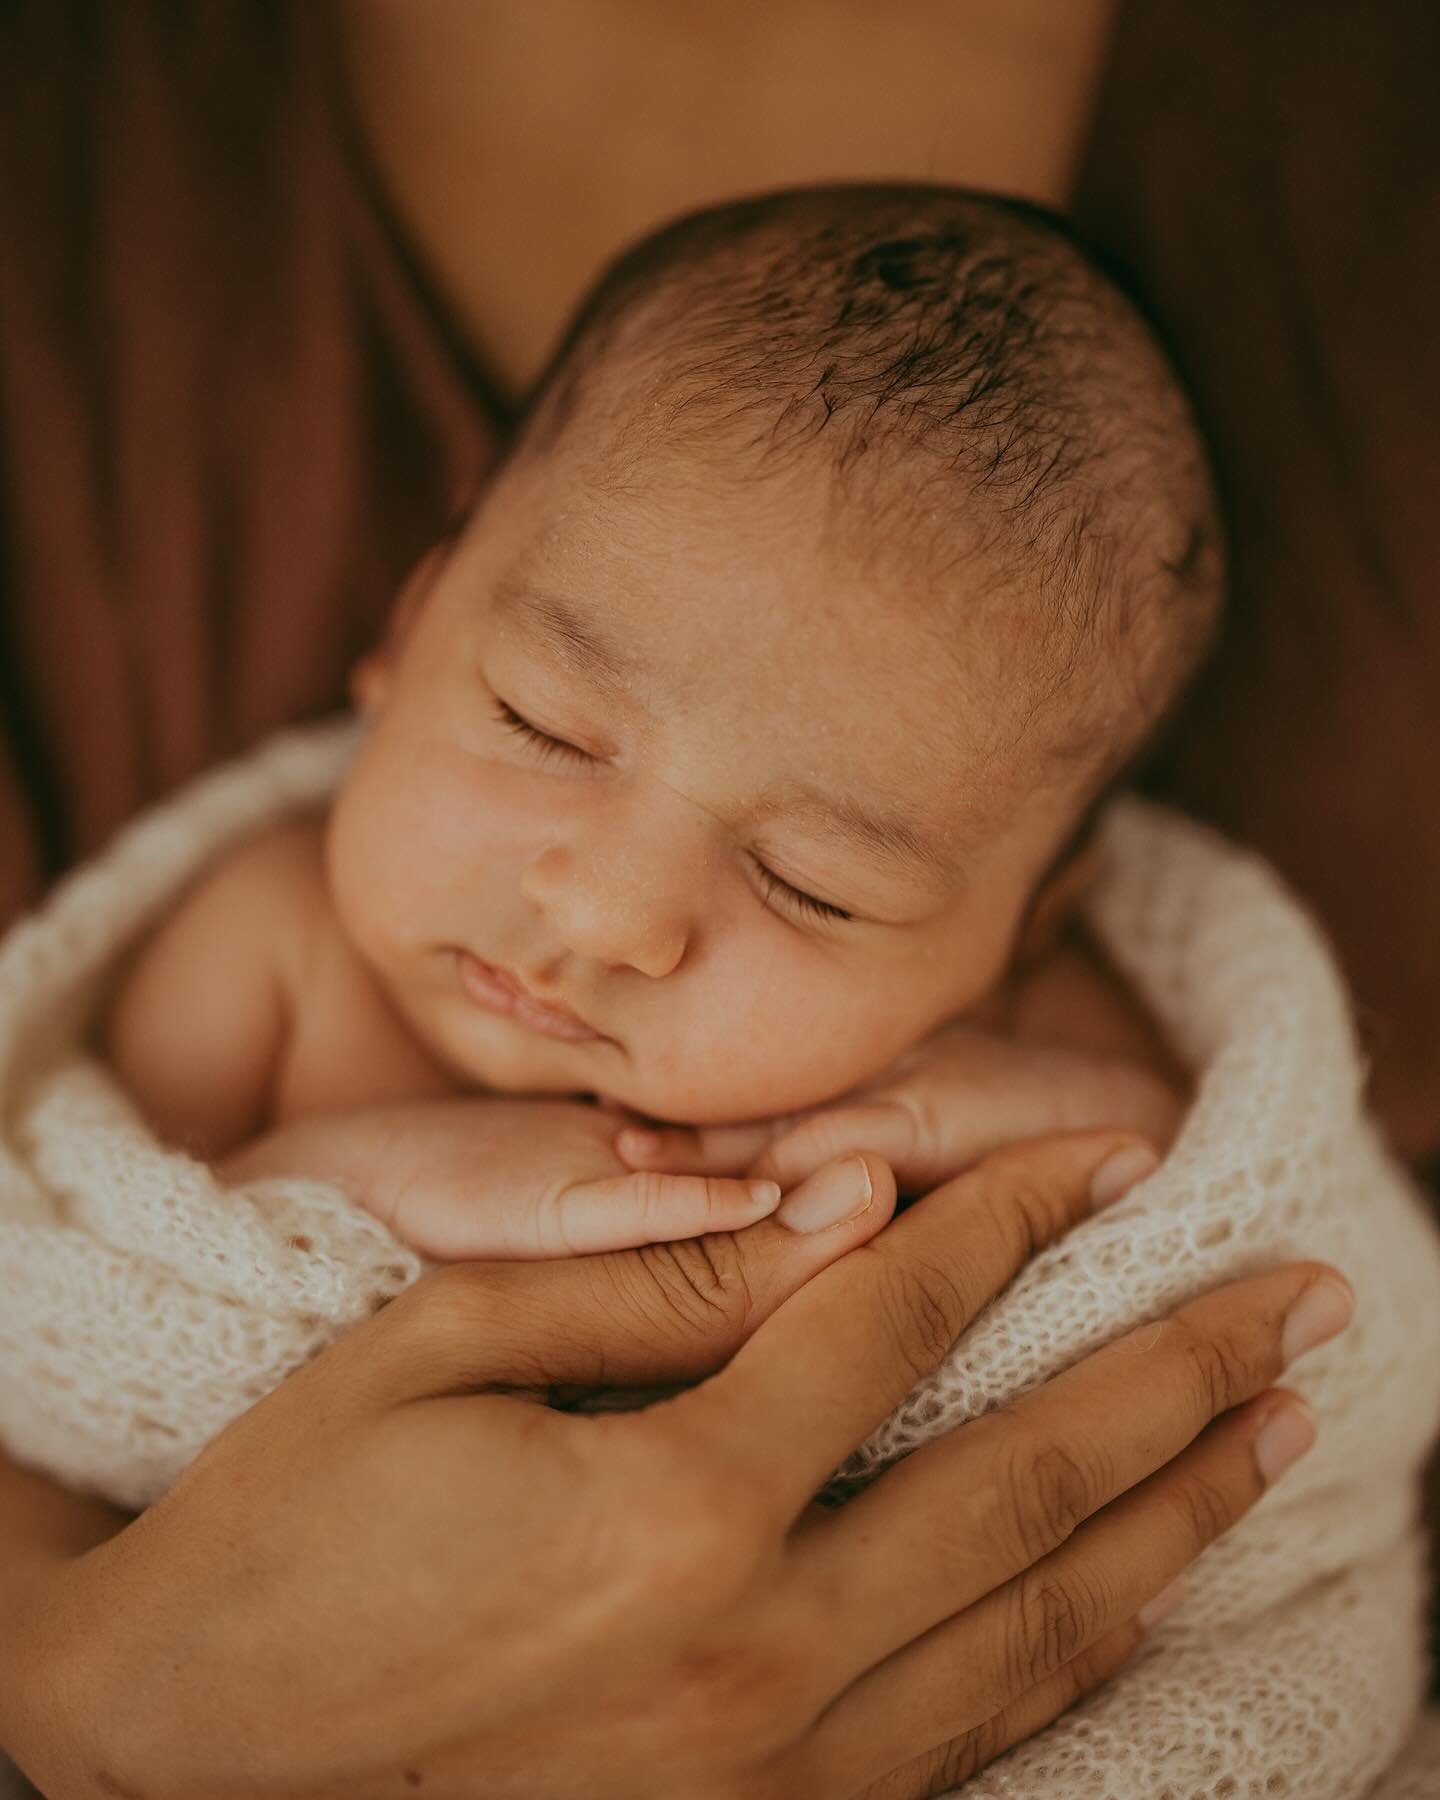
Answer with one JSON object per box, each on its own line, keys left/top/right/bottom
{"left": 588, "top": 1070, "right": 844, "bottom": 1130}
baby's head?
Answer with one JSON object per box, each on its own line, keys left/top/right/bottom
{"left": 329, "top": 185, "right": 1222, "bottom": 1124}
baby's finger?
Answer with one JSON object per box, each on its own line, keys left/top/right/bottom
{"left": 614, "top": 1119, "right": 781, "bottom": 1176}
{"left": 752, "top": 1102, "right": 919, "bottom": 1189}
{"left": 525, "top": 1170, "right": 782, "bottom": 1257}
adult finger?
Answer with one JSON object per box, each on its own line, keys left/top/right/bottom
{"left": 799, "top": 1263, "right": 1349, "bottom": 1676}
{"left": 327, "top": 1152, "right": 898, "bottom": 1405}
{"left": 847, "top": 1622, "right": 1143, "bottom": 1800}
{"left": 662, "top": 1132, "right": 1154, "bottom": 1516}
{"left": 810, "top": 1388, "right": 1316, "bottom": 1787}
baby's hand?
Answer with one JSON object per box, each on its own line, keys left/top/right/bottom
{"left": 614, "top": 1019, "right": 1183, "bottom": 1195}
{"left": 223, "top": 1097, "right": 781, "bottom": 1261}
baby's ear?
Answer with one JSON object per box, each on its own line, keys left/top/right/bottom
{"left": 1014, "top": 834, "right": 1105, "bottom": 966}
{"left": 349, "top": 538, "right": 454, "bottom": 717}
{"left": 348, "top": 649, "right": 391, "bottom": 716}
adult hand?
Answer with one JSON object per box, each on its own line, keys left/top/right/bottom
{"left": 7, "top": 1135, "right": 1345, "bottom": 1800}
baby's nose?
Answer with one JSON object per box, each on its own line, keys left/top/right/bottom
{"left": 521, "top": 838, "right": 694, "bottom": 978}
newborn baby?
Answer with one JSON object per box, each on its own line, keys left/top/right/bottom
{"left": 102, "top": 185, "right": 1216, "bottom": 1260}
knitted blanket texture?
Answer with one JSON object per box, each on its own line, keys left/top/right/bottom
{"left": 1, "top": 722, "right": 1438, "bottom": 1797}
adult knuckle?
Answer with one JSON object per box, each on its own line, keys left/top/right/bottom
{"left": 973, "top": 1159, "right": 1070, "bottom": 1267}
{"left": 634, "top": 1232, "right": 755, "bottom": 1338}
{"left": 1170, "top": 1313, "right": 1268, "bottom": 1419}
{"left": 1169, "top": 1467, "right": 1241, "bottom": 1550}
{"left": 1027, "top": 1437, "right": 1106, "bottom": 1545}
{"left": 1015, "top": 1565, "right": 1107, "bottom": 1675}
{"left": 879, "top": 1256, "right": 971, "bottom": 1380}
{"left": 973, "top": 1420, "right": 1103, "bottom": 1568}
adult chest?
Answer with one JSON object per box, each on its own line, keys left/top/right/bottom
{"left": 341, "top": 0, "right": 1116, "bottom": 393}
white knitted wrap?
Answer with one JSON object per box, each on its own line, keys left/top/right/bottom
{"left": 0, "top": 722, "right": 1437, "bottom": 1798}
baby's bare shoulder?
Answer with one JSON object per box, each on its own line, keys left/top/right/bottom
{"left": 204, "top": 811, "right": 329, "bottom": 902}
{"left": 185, "top": 813, "right": 337, "bottom": 965}
{"left": 101, "top": 810, "right": 341, "bottom": 1158}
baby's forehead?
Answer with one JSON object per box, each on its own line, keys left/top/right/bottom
{"left": 512, "top": 186, "right": 1221, "bottom": 814}
{"left": 483, "top": 477, "right": 1077, "bottom": 870}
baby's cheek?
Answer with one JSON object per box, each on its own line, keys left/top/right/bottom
{"left": 634, "top": 989, "right": 882, "bottom": 1125}
{"left": 324, "top": 781, "right": 385, "bottom": 954}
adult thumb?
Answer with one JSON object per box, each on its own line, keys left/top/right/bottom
{"left": 351, "top": 1152, "right": 897, "bottom": 1404}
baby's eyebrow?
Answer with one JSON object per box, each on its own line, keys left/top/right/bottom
{"left": 494, "top": 578, "right": 959, "bottom": 896}
{"left": 493, "top": 581, "right": 638, "bottom": 695}
{"left": 759, "top": 785, "right": 963, "bottom": 895}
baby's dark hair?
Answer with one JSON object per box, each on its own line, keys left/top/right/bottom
{"left": 519, "top": 184, "right": 1223, "bottom": 804}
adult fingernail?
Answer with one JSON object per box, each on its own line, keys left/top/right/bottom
{"left": 618, "top": 1128, "right": 663, "bottom": 1159}
{"left": 777, "top": 1158, "right": 873, "bottom": 1233}
{"left": 747, "top": 1180, "right": 782, "bottom": 1213}
{"left": 1254, "top": 1396, "right": 1318, "bottom": 1484}
{"left": 1281, "top": 1276, "right": 1354, "bottom": 1367}
{"left": 1138, "top": 1575, "right": 1186, "bottom": 1630}
{"left": 1091, "top": 1145, "right": 1159, "bottom": 1210}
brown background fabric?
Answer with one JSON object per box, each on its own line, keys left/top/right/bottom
{"left": 1074, "top": 0, "right": 1440, "bottom": 1164}
{"left": 0, "top": 0, "right": 494, "bottom": 928}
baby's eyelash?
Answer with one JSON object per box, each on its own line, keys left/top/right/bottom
{"left": 496, "top": 698, "right": 851, "bottom": 925}
{"left": 493, "top": 699, "right": 594, "bottom": 767}
{"left": 753, "top": 862, "right": 853, "bottom": 925}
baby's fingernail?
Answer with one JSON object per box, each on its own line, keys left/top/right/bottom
{"left": 1138, "top": 1575, "right": 1186, "bottom": 1631}
{"left": 777, "top": 1158, "right": 873, "bottom": 1233}
{"left": 747, "top": 1180, "right": 782, "bottom": 1213}
{"left": 1091, "top": 1145, "right": 1159, "bottom": 1210}
{"left": 1281, "top": 1276, "right": 1354, "bottom": 1366}
{"left": 1254, "top": 1395, "right": 1318, "bottom": 1484}
{"left": 618, "top": 1129, "right": 663, "bottom": 1160}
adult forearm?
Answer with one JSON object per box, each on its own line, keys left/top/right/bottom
{"left": 0, "top": 1449, "right": 128, "bottom": 1769}
{"left": 0, "top": 1449, "right": 126, "bottom": 1604}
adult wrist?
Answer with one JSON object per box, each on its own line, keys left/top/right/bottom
{"left": 1, "top": 1545, "right": 145, "bottom": 1800}
{"left": 0, "top": 1459, "right": 132, "bottom": 1797}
